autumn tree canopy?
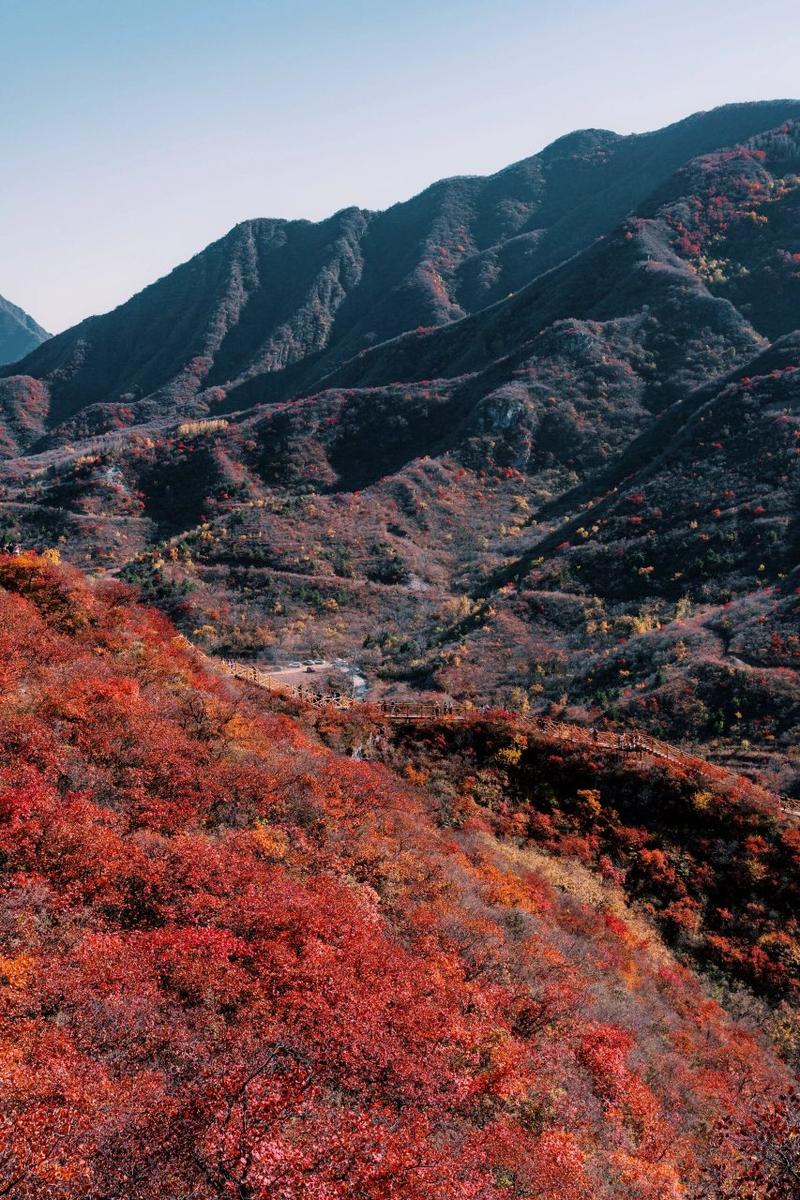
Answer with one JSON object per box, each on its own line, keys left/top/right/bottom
{"left": 0, "top": 553, "right": 797, "bottom": 1199}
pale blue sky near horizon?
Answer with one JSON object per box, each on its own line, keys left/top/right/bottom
{"left": 2, "top": 0, "right": 799, "bottom": 333}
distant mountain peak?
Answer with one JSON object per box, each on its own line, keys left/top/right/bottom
{"left": 536, "top": 127, "right": 622, "bottom": 158}
{"left": 0, "top": 293, "right": 50, "bottom": 366}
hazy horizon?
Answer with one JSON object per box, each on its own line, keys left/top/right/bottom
{"left": 3, "top": 0, "right": 800, "bottom": 334}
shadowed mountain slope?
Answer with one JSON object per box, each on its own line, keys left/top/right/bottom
{"left": 4, "top": 100, "right": 800, "bottom": 444}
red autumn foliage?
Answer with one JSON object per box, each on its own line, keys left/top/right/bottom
{"left": 0, "top": 554, "right": 797, "bottom": 1199}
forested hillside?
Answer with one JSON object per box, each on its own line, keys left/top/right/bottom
{"left": 1, "top": 552, "right": 798, "bottom": 1198}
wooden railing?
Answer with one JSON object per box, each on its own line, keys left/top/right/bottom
{"left": 211, "top": 656, "right": 797, "bottom": 820}
{"left": 218, "top": 659, "right": 460, "bottom": 720}
{"left": 217, "top": 659, "right": 681, "bottom": 757}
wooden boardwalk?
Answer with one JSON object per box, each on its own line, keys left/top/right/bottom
{"left": 213, "top": 657, "right": 798, "bottom": 821}
{"left": 218, "top": 659, "right": 458, "bottom": 722}
{"left": 218, "top": 658, "right": 682, "bottom": 759}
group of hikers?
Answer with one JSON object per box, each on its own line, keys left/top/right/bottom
{"left": 533, "top": 714, "right": 651, "bottom": 755}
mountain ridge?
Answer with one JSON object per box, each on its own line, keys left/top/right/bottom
{"left": 5, "top": 98, "right": 800, "bottom": 440}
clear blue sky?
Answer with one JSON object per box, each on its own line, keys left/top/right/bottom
{"left": 2, "top": 0, "right": 799, "bottom": 333}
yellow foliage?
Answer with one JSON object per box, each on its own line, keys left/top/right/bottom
{"left": 576, "top": 789, "right": 602, "bottom": 817}
{"left": 630, "top": 612, "right": 660, "bottom": 636}
{"left": 0, "top": 953, "right": 32, "bottom": 989}
{"left": 252, "top": 823, "right": 289, "bottom": 861}
{"left": 177, "top": 418, "right": 229, "bottom": 436}
{"left": 496, "top": 732, "right": 528, "bottom": 766}
{"left": 496, "top": 745, "right": 522, "bottom": 766}
{"left": 675, "top": 596, "right": 692, "bottom": 620}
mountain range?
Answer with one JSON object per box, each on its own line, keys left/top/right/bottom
{"left": 1, "top": 98, "right": 799, "bottom": 795}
